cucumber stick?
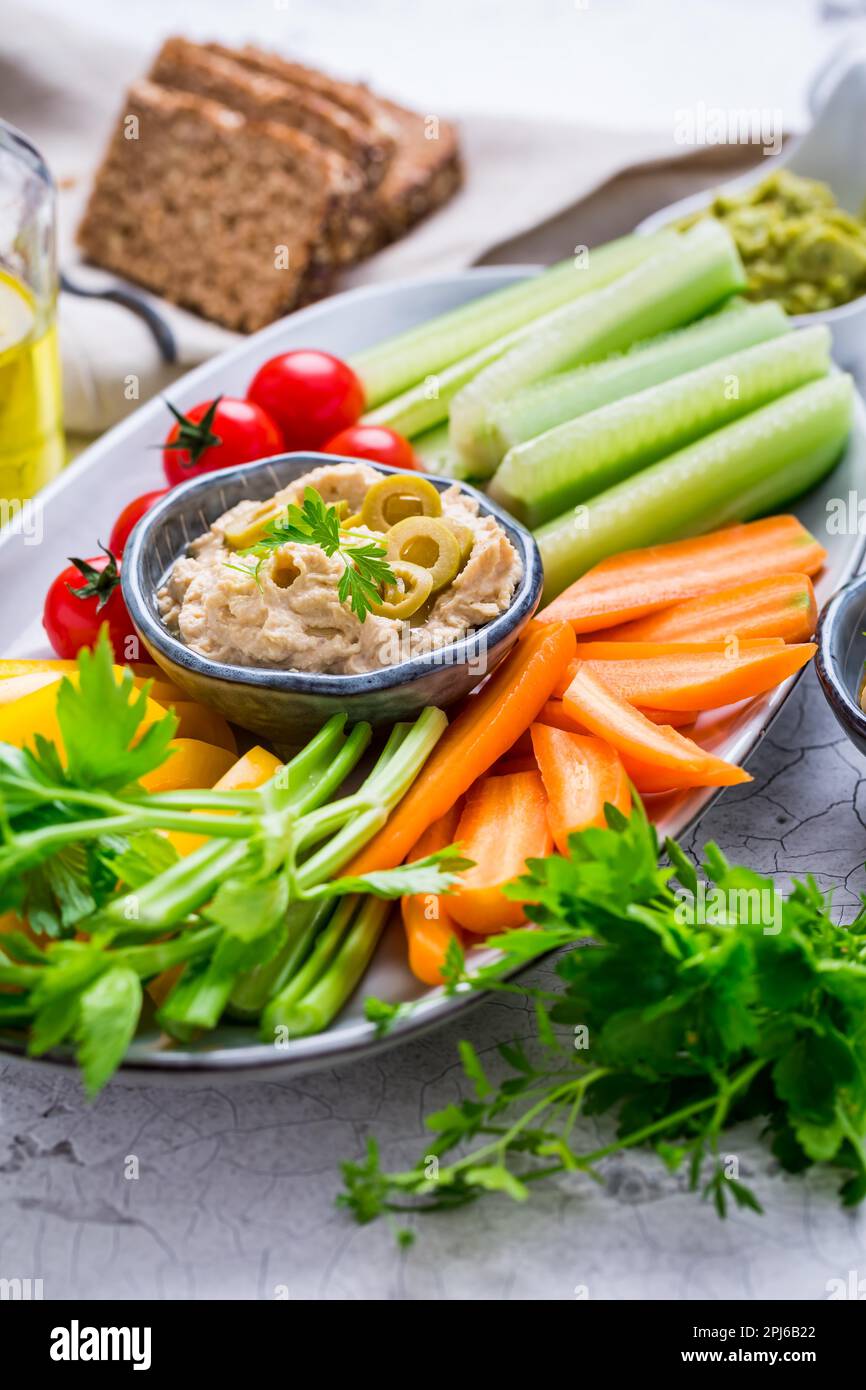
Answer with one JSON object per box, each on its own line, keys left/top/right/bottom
{"left": 411, "top": 421, "right": 453, "bottom": 473}
{"left": 488, "top": 299, "right": 790, "bottom": 458}
{"left": 450, "top": 220, "right": 747, "bottom": 476}
{"left": 353, "top": 231, "right": 675, "bottom": 409}
{"left": 537, "top": 373, "right": 853, "bottom": 603}
{"left": 490, "top": 325, "right": 831, "bottom": 526}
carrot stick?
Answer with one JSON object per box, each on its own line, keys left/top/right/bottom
{"left": 401, "top": 807, "right": 465, "bottom": 986}
{"left": 554, "top": 639, "right": 784, "bottom": 696}
{"left": 537, "top": 697, "right": 699, "bottom": 732}
{"left": 582, "top": 642, "right": 815, "bottom": 711}
{"left": 490, "top": 756, "right": 539, "bottom": 776}
{"left": 401, "top": 897, "right": 464, "bottom": 985}
{"left": 573, "top": 637, "right": 784, "bottom": 660}
{"left": 346, "top": 621, "right": 576, "bottom": 874}
{"left": 561, "top": 663, "right": 750, "bottom": 781}
{"left": 535, "top": 516, "right": 826, "bottom": 633}
{"left": 536, "top": 699, "right": 589, "bottom": 734}
{"left": 449, "top": 772, "right": 553, "bottom": 934}
{"left": 604, "top": 573, "right": 818, "bottom": 644}
{"left": 530, "top": 725, "right": 630, "bottom": 853}
{"left": 637, "top": 706, "right": 699, "bottom": 728}
{"left": 622, "top": 751, "right": 750, "bottom": 792}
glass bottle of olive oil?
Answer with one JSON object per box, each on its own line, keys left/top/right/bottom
{"left": 0, "top": 122, "right": 63, "bottom": 505}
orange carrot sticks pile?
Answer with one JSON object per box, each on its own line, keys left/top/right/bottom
{"left": 387, "top": 514, "right": 824, "bottom": 984}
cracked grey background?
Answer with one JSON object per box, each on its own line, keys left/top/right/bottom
{"left": 2, "top": 667, "right": 866, "bottom": 1301}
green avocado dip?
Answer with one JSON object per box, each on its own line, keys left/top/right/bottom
{"left": 678, "top": 170, "right": 866, "bottom": 315}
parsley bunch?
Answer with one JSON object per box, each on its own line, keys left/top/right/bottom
{"left": 342, "top": 797, "right": 866, "bottom": 1230}
{"left": 234, "top": 487, "right": 395, "bottom": 621}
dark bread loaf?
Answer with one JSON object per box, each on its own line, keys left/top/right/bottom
{"left": 232, "top": 45, "right": 463, "bottom": 250}
{"left": 366, "top": 96, "right": 463, "bottom": 251}
{"left": 77, "top": 79, "right": 340, "bottom": 332}
{"left": 150, "top": 38, "right": 367, "bottom": 265}
{"left": 77, "top": 45, "right": 464, "bottom": 331}
{"left": 226, "top": 43, "right": 399, "bottom": 186}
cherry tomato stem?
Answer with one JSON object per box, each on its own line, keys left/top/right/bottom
{"left": 162, "top": 397, "right": 284, "bottom": 486}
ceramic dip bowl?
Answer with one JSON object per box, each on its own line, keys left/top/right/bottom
{"left": 122, "top": 452, "right": 543, "bottom": 742}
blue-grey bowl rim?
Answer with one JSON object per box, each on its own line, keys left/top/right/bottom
{"left": 121, "top": 452, "right": 542, "bottom": 692}
{"left": 815, "top": 572, "right": 866, "bottom": 741}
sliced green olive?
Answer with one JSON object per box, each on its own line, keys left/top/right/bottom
{"left": 409, "top": 594, "right": 437, "bottom": 627}
{"left": 371, "top": 560, "right": 433, "bottom": 620}
{"left": 440, "top": 518, "right": 475, "bottom": 569}
{"left": 360, "top": 475, "right": 442, "bottom": 531}
{"left": 386, "top": 516, "right": 460, "bottom": 595}
{"left": 224, "top": 499, "right": 284, "bottom": 550}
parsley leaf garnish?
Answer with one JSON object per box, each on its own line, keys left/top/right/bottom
{"left": 234, "top": 487, "right": 396, "bottom": 622}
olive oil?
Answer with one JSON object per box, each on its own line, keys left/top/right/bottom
{"left": 0, "top": 268, "right": 63, "bottom": 503}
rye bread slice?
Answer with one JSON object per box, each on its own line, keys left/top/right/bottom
{"left": 226, "top": 44, "right": 462, "bottom": 251}
{"left": 366, "top": 96, "right": 463, "bottom": 251}
{"left": 77, "top": 79, "right": 340, "bottom": 332}
{"left": 149, "top": 38, "right": 367, "bottom": 264}
{"left": 226, "top": 43, "right": 398, "bottom": 184}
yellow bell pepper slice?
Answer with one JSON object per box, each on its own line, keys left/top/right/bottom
{"left": 0, "top": 676, "right": 168, "bottom": 756}
{"left": 0, "top": 658, "right": 185, "bottom": 707}
{"left": 138, "top": 739, "right": 236, "bottom": 794}
{"left": 214, "top": 745, "right": 283, "bottom": 792}
{"left": 168, "top": 703, "right": 237, "bottom": 754}
{"left": 166, "top": 744, "right": 282, "bottom": 857}
{"left": 0, "top": 672, "right": 64, "bottom": 705}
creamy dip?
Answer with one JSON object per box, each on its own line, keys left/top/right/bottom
{"left": 158, "top": 462, "right": 522, "bottom": 675}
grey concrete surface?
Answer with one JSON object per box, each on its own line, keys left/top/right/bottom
{"left": 2, "top": 668, "right": 866, "bottom": 1300}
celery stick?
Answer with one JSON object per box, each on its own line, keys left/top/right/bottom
{"left": 537, "top": 373, "right": 853, "bottom": 603}
{"left": 260, "top": 896, "right": 361, "bottom": 1035}
{"left": 262, "top": 898, "right": 390, "bottom": 1040}
{"left": 353, "top": 233, "right": 674, "bottom": 408}
{"left": 227, "top": 898, "right": 334, "bottom": 1018}
{"left": 362, "top": 330, "right": 531, "bottom": 439}
{"left": 490, "top": 325, "right": 831, "bottom": 526}
{"left": 451, "top": 221, "right": 747, "bottom": 476}
{"left": 487, "top": 300, "right": 789, "bottom": 460}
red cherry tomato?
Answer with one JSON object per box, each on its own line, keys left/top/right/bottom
{"left": 108, "top": 488, "right": 170, "bottom": 555}
{"left": 162, "top": 396, "right": 284, "bottom": 486}
{"left": 43, "top": 548, "right": 138, "bottom": 662}
{"left": 321, "top": 424, "right": 418, "bottom": 471}
{"left": 247, "top": 350, "right": 364, "bottom": 451}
